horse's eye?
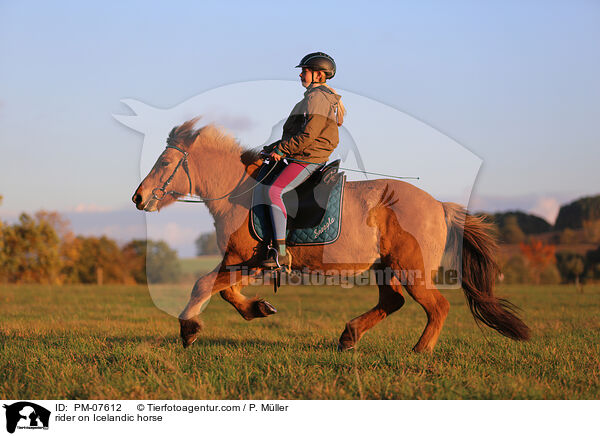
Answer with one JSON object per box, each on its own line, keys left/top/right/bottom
{"left": 161, "top": 161, "right": 170, "bottom": 167}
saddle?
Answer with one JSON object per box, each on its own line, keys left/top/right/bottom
{"left": 250, "top": 159, "right": 345, "bottom": 245}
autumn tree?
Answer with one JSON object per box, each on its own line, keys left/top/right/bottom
{"left": 69, "top": 236, "right": 134, "bottom": 284}
{"left": 145, "top": 240, "right": 181, "bottom": 283}
{"left": 519, "top": 238, "right": 556, "bottom": 285}
{"left": 500, "top": 215, "right": 525, "bottom": 244}
{"left": 0, "top": 213, "right": 62, "bottom": 284}
{"left": 195, "top": 231, "right": 219, "bottom": 255}
{"left": 583, "top": 220, "right": 600, "bottom": 244}
{"left": 122, "top": 240, "right": 147, "bottom": 284}
{"left": 556, "top": 251, "right": 585, "bottom": 292}
{"left": 586, "top": 245, "right": 600, "bottom": 280}
{"left": 500, "top": 254, "right": 531, "bottom": 284}
{"left": 122, "top": 239, "right": 181, "bottom": 284}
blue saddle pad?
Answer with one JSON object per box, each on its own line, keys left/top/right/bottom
{"left": 250, "top": 175, "right": 345, "bottom": 246}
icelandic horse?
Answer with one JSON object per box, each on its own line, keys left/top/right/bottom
{"left": 132, "top": 119, "right": 530, "bottom": 352}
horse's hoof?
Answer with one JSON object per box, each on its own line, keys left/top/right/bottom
{"left": 182, "top": 335, "right": 197, "bottom": 349}
{"left": 337, "top": 342, "right": 354, "bottom": 352}
{"left": 257, "top": 300, "right": 277, "bottom": 317}
{"left": 180, "top": 319, "right": 203, "bottom": 348}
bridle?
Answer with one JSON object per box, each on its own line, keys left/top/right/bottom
{"left": 143, "top": 144, "right": 280, "bottom": 210}
{"left": 147, "top": 144, "right": 193, "bottom": 208}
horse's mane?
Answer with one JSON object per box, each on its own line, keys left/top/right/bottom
{"left": 167, "top": 117, "right": 261, "bottom": 165}
{"left": 167, "top": 117, "right": 201, "bottom": 147}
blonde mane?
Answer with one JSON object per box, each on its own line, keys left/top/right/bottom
{"left": 167, "top": 118, "right": 260, "bottom": 165}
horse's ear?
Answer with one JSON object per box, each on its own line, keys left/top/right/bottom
{"left": 167, "top": 117, "right": 203, "bottom": 147}
{"left": 166, "top": 126, "right": 178, "bottom": 146}
{"left": 181, "top": 117, "right": 202, "bottom": 146}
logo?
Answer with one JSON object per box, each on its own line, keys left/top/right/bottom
{"left": 314, "top": 216, "right": 335, "bottom": 238}
{"left": 3, "top": 402, "right": 50, "bottom": 434}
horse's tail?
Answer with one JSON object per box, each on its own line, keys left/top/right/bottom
{"left": 442, "top": 202, "right": 531, "bottom": 341}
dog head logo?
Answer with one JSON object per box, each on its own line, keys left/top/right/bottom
{"left": 3, "top": 402, "right": 50, "bottom": 434}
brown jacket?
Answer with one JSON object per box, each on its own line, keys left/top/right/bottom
{"left": 265, "top": 84, "right": 342, "bottom": 164}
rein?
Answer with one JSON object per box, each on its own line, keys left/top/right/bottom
{"left": 146, "top": 145, "right": 418, "bottom": 211}
{"left": 145, "top": 146, "right": 279, "bottom": 209}
{"left": 284, "top": 157, "right": 420, "bottom": 180}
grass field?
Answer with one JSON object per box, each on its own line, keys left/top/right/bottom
{"left": 179, "top": 256, "right": 222, "bottom": 276}
{"left": 0, "top": 283, "right": 598, "bottom": 399}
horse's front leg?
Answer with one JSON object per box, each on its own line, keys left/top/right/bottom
{"left": 220, "top": 282, "right": 277, "bottom": 321}
{"left": 179, "top": 265, "right": 242, "bottom": 348}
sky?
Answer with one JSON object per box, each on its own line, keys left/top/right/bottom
{"left": 1, "top": 0, "right": 599, "bottom": 255}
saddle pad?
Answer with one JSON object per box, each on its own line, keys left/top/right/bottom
{"left": 250, "top": 175, "right": 345, "bottom": 246}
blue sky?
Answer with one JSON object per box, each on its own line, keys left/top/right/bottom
{"left": 1, "top": 0, "right": 599, "bottom": 254}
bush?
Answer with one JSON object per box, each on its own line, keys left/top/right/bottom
{"left": 539, "top": 264, "right": 561, "bottom": 284}
{"left": 500, "top": 255, "right": 531, "bottom": 284}
{"left": 124, "top": 239, "right": 182, "bottom": 284}
{"left": 145, "top": 240, "right": 181, "bottom": 283}
{"left": 556, "top": 251, "right": 585, "bottom": 284}
{"left": 195, "top": 232, "right": 219, "bottom": 255}
{"left": 585, "top": 245, "right": 600, "bottom": 280}
{"left": 499, "top": 215, "right": 525, "bottom": 244}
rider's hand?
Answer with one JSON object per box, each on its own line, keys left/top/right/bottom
{"left": 269, "top": 151, "right": 283, "bottom": 162}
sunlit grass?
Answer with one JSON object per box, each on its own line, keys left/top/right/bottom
{"left": 0, "top": 283, "right": 598, "bottom": 399}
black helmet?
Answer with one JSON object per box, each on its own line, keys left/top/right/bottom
{"left": 295, "top": 52, "right": 336, "bottom": 79}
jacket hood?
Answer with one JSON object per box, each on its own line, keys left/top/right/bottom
{"left": 304, "top": 84, "right": 341, "bottom": 105}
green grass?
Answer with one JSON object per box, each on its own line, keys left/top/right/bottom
{"left": 179, "top": 256, "right": 221, "bottom": 275}
{"left": 0, "top": 283, "right": 598, "bottom": 399}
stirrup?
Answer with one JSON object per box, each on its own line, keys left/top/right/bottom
{"left": 267, "top": 245, "right": 280, "bottom": 268}
{"left": 263, "top": 245, "right": 291, "bottom": 271}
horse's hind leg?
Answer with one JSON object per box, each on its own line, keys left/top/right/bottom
{"left": 220, "top": 282, "right": 277, "bottom": 320}
{"left": 338, "top": 273, "right": 406, "bottom": 351}
{"left": 402, "top": 279, "right": 450, "bottom": 353}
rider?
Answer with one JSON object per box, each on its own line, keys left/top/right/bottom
{"left": 260, "top": 52, "right": 346, "bottom": 268}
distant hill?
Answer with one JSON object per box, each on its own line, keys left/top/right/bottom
{"left": 490, "top": 211, "right": 552, "bottom": 234}
{"left": 555, "top": 195, "right": 600, "bottom": 230}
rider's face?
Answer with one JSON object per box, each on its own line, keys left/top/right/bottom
{"left": 300, "top": 67, "right": 313, "bottom": 88}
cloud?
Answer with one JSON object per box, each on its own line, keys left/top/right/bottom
{"left": 528, "top": 197, "right": 561, "bottom": 225}
{"left": 212, "top": 113, "right": 255, "bottom": 132}
{"left": 80, "top": 224, "right": 146, "bottom": 240}
{"left": 146, "top": 221, "right": 198, "bottom": 246}
{"left": 73, "top": 203, "right": 114, "bottom": 213}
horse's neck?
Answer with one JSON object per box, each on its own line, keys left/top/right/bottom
{"left": 190, "top": 146, "right": 257, "bottom": 222}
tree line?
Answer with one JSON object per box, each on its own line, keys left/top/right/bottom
{"left": 499, "top": 238, "right": 600, "bottom": 288}
{"left": 0, "top": 210, "right": 181, "bottom": 285}
{"left": 487, "top": 194, "right": 600, "bottom": 245}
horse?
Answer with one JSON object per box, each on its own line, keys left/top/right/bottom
{"left": 132, "top": 118, "right": 531, "bottom": 352}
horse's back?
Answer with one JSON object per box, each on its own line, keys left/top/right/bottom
{"left": 341, "top": 178, "right": 449, "bottom": 274}
{"left": 344, "top": 178, "right": 446, "bottom": 229}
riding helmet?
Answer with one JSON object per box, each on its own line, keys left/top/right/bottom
{"left": 296, "top": 52, "right": 336, "bottom": 79}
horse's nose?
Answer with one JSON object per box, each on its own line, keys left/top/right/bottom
{"left": 132, "top": 192, "right": 142, "bottom": 207}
